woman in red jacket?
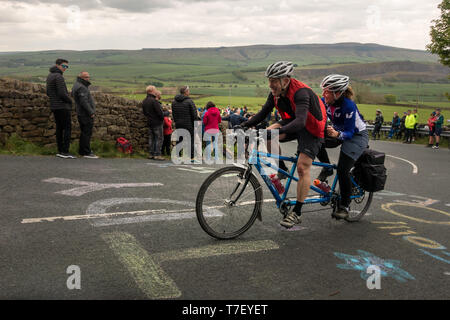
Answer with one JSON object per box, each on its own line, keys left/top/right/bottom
{"left": 202, "top": 101, "right": 222, "bottom": 163}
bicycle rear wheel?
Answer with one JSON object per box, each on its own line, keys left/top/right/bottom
{"left": 196, "top": 166, "right": 263, "bottom": 239}
{"left": 345, "top": 174, "right": 373, "bottom": 222}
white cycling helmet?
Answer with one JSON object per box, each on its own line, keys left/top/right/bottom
{"left": 265, "top": 61, "right": 296, "bottom": 78}
{"left": 320, "top": 74, "right": 350, "bottom": 92}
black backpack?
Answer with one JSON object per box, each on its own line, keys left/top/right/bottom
{"left": 353, "top": 149, "right": 387, "bottom": 192}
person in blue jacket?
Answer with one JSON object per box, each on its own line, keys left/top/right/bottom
{"left": 316, "top": 74, "right": 369, "bottom": 219}
{"left": 388, "top": 112, "right": 401, "bottom": 139}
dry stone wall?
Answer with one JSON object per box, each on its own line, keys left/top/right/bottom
{"left": 0, "top": 78, "right": 150, "bottom": 150}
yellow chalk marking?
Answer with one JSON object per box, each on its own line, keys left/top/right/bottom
{"left": 381, "top": 203, "right": 450, "bottom": 226}
{"left": 390, "top": 230, "right": 417, "bottom": 236}
{"left": 101, "top": 232, "right": 181, "bottom": 299}
{"left": 371, "top": 221, "right": 407, "bottom": 225}
{"left": 403, "top": 236, "right": 445, "bottom": 249}
{"left": 378, "top": 226, "right": 411, "bottom": 229}
{"left": 153, "top": 240, "right": 279, "bottom": 263}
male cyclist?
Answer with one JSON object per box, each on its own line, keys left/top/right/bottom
{"left": 316, "top": 74, "right": 369, "bottom": 219}
{"left": 242, "top": 61, "right": 327, "bottom": 228}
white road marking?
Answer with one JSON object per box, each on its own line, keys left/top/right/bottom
{"left": 21, "top": 198, "right": 276, "bottom": 225}
{"left": 386, "top": 155, "right": 418, "bottom": 174}
{"left": 43, "top": 177, "right": 163, "bottom": 196}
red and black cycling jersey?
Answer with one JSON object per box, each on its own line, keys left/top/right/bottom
{"left": 244, "top": 78, "right": 326, "bottom": 138}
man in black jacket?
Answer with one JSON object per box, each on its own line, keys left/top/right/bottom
{"left": 72, "top": 71, "right": 98, "bottom": 159}
{"left": 46, "top": 58, "right": 75, "bottom": 158}
{"left": 142, "top": 85, "right": 165, "bottom": 160}
{"left": 171, "top": 85, "right": 199, "bottom": 160}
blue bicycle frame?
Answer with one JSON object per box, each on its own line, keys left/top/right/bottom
{"left": 248, "top": 148, "right": 363, "bottom": 209}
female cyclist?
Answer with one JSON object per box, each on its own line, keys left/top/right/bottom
{"left": 316, "top": 74, "right": 369, "bottom": 219}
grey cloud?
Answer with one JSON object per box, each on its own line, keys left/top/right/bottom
{"left": 0, "top": 0, "right": 226, "bottom": 13}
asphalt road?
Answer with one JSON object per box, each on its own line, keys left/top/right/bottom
{"left": 0, "top": 139, "right": 449, "bottom": 302}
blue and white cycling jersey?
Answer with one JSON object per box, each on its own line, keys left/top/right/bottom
{"left": 321, "top": 96, "right": 366, "bottom": 140}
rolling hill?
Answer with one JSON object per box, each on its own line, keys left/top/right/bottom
{"left": 0, "top": 43, "right": 448, "bottom": 104}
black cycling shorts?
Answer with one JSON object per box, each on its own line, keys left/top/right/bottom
{"left": 279, "top": 129, "right": 322, "bottom": 160}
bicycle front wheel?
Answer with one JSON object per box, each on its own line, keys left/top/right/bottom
{"left": 196, "top": 166, "right": 263, "bottom": 239}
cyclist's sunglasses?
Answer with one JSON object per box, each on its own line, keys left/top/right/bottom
{"left": 61, "top": 64, "right": 69, "bottom": 69}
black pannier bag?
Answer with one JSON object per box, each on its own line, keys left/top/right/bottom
{"left": 353, "top": 149, "right": 387, "bottom": 192}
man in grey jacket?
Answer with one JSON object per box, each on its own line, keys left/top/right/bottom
{"left": 46, "top": 58, "right": 75, "bottom": 158}
{"left": 72, "top": 71, "right": 98, "bottom": 158}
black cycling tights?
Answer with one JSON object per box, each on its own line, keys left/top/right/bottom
{"left": 317, "top": 144, "right": 355, "bottom": 208}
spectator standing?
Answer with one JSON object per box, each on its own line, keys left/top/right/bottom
{"left": 46, "top": 58, "right": 75, "bottom": 159}
{"left": 72, "top": 71, "right": 98, "bottom": 159}
{"left": 432, "top": 108, "right": 444, "bottom": 149}
{"left": 171, "top": 85, "right": 199, "bottom": 161}
{"left": 222, "top": 109, "right": 248, "bottom": 129}
{"left": 142, "top": 85, "right": 164, "bottom": 160}
{"left": 412, "top": 108, "right": 419, "bottom": 142}
{"left": 426, "top": 111, "right": 437, "bottom": 147}
{"left": 388, "top": 111, "right": 400, "bottom": 139}
{"left": 162, "top": 108, "right": 173, "bottom": 156}
{"left": 203, "top": 101, "right": 222, "bottom": 162}
{"left": 372, "top": 109, "right": 384, "bottom": 140}
{"left": 403, "top": 110, "right": 416, "bottom": 144}
{"left": 398, "top": 111, "right": 407, "bottom": 140}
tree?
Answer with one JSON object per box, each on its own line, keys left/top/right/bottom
{"left": 384, "top": 94, "right": 397, "bottom": 104}
{"left": 427, "top": 0, "right": 450, "bottom": 67}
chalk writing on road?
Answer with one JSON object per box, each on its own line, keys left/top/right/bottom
{"left": 334, "top": 250, "right": 415, "bottom": 283}
{"left": 43, "top": 177, "right": 163, "bottom": 196}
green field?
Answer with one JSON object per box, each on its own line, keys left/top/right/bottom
{"left": 1, "top": 43, "right": 448, "bottom": 122}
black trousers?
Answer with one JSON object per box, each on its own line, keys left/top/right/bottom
{"left": 162, "top": 134, "right": 172, "bottom": 156}
{"left": 176, "top": 127, "right": 195, "bottom": 159}
{"left": 404, "top": 128, "right": 414, "bottom": 142}
{"left": 52, "top": 109, "right": 72, "bottom": 153}
{"left": 78, "top": 115, "right": 94, "bottom": 155}
{"left": 316, "top": 137, "right": 355, "bottom": 208}
{"left": 372, "top": 124, "right": 382, "bottom": 139}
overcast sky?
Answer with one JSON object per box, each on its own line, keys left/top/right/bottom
{"left": 0, "top": 0, "right": 442, "bottom": 52}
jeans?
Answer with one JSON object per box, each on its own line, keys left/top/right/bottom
{"left": 204, "top": 132, "right": 220, "bottom": 162}
{"left": 149, "top": 125, "right": 163, "bottom": 156}
{"left": 78, "top": 115, "right": 93, "bottom": 155}
{"left": 52, "top": 109, "right": 72, "bottom": 153}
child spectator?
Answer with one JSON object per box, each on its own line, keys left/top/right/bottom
{"left": 162, "top": 108, "right": 173, "bottom": 156}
